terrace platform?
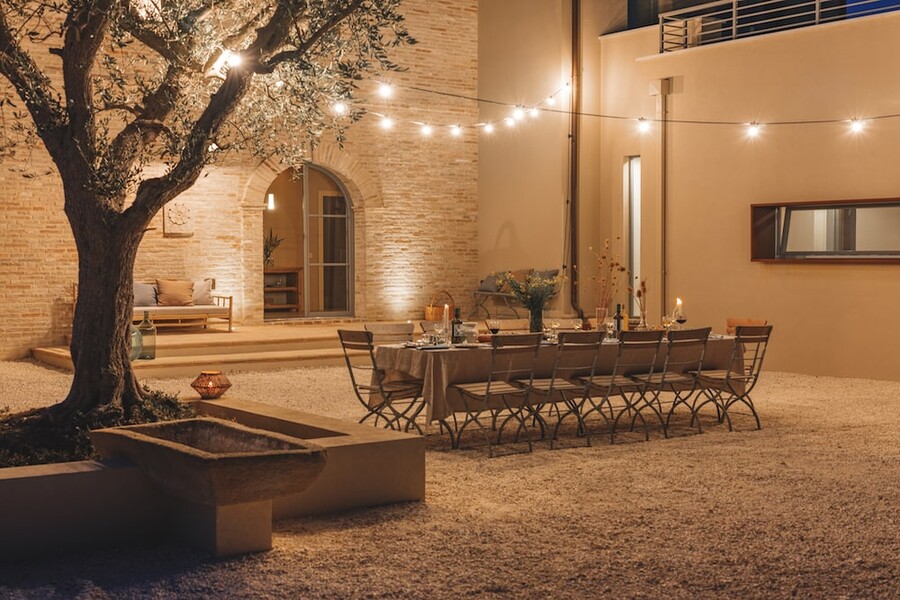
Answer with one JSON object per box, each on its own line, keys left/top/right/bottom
{"left": 32, "top": 320, "right": 369, "bottom": 378}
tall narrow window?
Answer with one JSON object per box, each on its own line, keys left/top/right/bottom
{"left": 305, "top": 165, "right": 353, "bottom": 316}
{"left": 624, "top": 156, "right": 642, "bottom": 315}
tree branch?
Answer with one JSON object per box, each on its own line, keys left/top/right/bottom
{"left": 61, "top": 0, "right": 116, "bottom": 170}
{"left": 257, "top": 0, "right": 365, "bottom": 74}
{"left": 0, "top": 10, "right": 67, "bottom": 157}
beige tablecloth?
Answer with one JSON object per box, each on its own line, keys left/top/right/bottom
{"left": 375, "top": 338, "right": 737, "bottom": 423}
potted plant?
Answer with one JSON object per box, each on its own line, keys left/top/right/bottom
{"left": 263, "top": 228, "right": 284, "bottom": 267}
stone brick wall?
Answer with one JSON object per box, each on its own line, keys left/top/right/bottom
{"left": 0, "top": 0, "right": 479, "bottom": 359}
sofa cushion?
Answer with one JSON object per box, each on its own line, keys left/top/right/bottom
{"left": 134, "top": 282, "right": 158, "bottom": 306}
{"left": 477, "top": 274, "right": 502, "bottom": 293}
{"left": 193, "top": 279, "right": 214, "bottom": 305}
{"left": 133, "top": 305, "right": 229, "bottom": 318}
{"left": 157, "top": 279, "right": 194, "bottom": 306}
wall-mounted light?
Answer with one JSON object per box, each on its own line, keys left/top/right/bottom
{"left": 267, "top": 193, "right": 275, "bottom": 210}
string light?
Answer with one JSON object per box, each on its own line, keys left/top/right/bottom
{"left": 225, "top": 52, "right": 242, "bottom": 68}
{"left": 332, "top": 102, "right": 347, "bottom": 116}
{"left": 360, "top": 79, "right": 890, "bottom": 141}
{"left": 377, "top": 83, "right": 393, "bottom": 98}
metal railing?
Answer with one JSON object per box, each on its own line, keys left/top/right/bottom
{"left": 660, "top": 0, "right": 900, "bottom": 52}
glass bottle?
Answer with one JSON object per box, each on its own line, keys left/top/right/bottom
{"left": 138, "top": 311, "right": 157, "bottom": 360}
{"left": 614, "top": 303, "right": 623, "bottom": 335}
{"left": 451, "top": 307, "right": 464, "bottom": 344}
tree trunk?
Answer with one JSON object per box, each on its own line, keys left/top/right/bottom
{"left": 51, "top": 201, "right": 146, "bottom": 422}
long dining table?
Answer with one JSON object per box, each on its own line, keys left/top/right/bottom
{"left": 374, "top": 335, "right": 738, "bottom": 424}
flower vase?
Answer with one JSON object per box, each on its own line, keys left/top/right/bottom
{"left": 529, "top": 307, "right": 544, "bottom": 334}
{"left": 637, "top": 309, "right": 649, "bottom": 330}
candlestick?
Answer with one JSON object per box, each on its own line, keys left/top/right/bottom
{"left": 674, "top": 297, "right": 683, "bottom": 319}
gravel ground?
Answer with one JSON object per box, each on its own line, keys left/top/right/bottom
{"left": 0, "top": 360, "right": 898, "bottom": 599}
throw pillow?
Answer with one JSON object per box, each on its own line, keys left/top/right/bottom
{"left": 477, "top": 274, "right": 501, "bottom": 293}
{"left": 193, "top": 279, "right": 214, "bottom": 305}
{"left": 134, "top": 282, "right": 158, "bottom": 306}
{"left": 157, "top": 279, "right": 194, "bottom": 306}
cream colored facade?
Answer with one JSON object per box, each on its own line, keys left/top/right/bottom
{"left": 2, "top": 1, "right": 899, "bottom": 381}
{"left": 480, "top": 2, "right": 900, "bottom": 380}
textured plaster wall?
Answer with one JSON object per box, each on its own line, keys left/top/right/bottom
{"left": 0, "top": 0, "right": 478, "bottom": 359}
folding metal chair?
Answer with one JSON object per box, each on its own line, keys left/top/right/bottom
{"left": 524, "top": 331, "right": 603, "bottom": 448}
{"left": 338, "top": 329, "right": 425, "bottom": 434}
{"left": 627, "top": 327, "right": 711, "bottom": 435}
{"left": 694, "top": 325, "right": 773, "bottom": 431}
{"left": 445, "top": 333, "right": 542, "bottom": 457}
{"left": 580, "top": 330, "right": 665, "bottom": 444}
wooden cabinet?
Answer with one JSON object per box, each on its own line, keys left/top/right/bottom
{"left": 264, "top": 268, "right": 303, "bottom": 318}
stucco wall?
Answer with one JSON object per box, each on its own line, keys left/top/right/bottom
{"left": 0, "top": 0, "right": 479, "bottom": 359}
{"left": 598, "top": 13, "right": 900, "bottom": 380}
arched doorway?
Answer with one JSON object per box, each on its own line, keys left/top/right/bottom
{"left": 262, "top": 165, "right": 354, "bottom": 319}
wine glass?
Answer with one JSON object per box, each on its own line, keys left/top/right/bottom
{"left": 486, "top": 319, "right": 501, "bottom": 335}
{"left": 675, "top": 314, "right": 687, "bottom": 330}
{"left": 432, "top": 323, "right": 445, "bottom": 344}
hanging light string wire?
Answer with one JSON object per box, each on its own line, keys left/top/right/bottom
{"left": 367, "top": 81, "right": 900, "bottom": 129}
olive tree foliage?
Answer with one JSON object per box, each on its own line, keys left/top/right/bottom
{"left": 0, "top": 0, "right": 412, "bottom": 421}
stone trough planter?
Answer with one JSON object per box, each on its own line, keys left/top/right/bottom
{"left": 90, "top": 418, "right": 326, "bottom": 556}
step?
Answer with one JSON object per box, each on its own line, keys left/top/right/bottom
{"left": 32, "top": 346, "right": 351, "bottom": 379}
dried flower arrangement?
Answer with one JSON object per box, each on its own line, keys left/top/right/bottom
{"left": 589, "top": 239, "right": 627, "bottom": 311}
{"left": 628, "top": 278, "right": 648, "bottom": 327}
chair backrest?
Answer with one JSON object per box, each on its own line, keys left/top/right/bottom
{"left": 613, "top": 329, "right": 665, "bottom": 378}
{"left": 486, "top": 332, "right": 543, "bottom": 390}
{"left": 488, "top": 318, "right": 530, "bottom": 332}
{"left": 365, "top": 322, "right": 415, "bottom": 344}
{"left": 660, "top": 327, "right": 711, "bottom": 381}
{"left": 547, "top": 331, "right": 604, "bottom": 392}
{"left": 732, "top": 325, "right": 773, "bottom": 390}
{"left": 726, "top": 317, "right": 767, "bottom": 335}
{"left": 337, "top": 329, "right": 379, "bottom": 392}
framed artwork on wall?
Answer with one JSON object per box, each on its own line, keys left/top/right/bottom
{"left": 163, "top": 200, "right": 194, "bottom": 238}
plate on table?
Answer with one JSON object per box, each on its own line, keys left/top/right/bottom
{"left": 454, "top": 342, "right": 488, "bottom": 349}
{"left": 418, "top": 344, "right": 450, "bottom": 351}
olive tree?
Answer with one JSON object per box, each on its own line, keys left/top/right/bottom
{"left": 0, "top": 0, "right": 411, "bottom": 423}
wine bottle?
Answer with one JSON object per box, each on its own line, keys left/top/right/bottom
{"left": 622, "top": 307, "right": 630, "bottom": 331}
{"left": 451, "top": 307, "right": 464, "bottom": 344}
{"left": 614, "top": 303, "right": 623, "bottom": 333}
{"left": 137, "top": 311, "right": 157, "bottom": 360}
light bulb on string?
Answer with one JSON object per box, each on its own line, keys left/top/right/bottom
{"left": 850, "top": 118, "right": 865, "bottom": 133}
{"left": 637, "top": 118, "right": 651, "bottom": 133}
{"left": 377, "top": 83, "right": 393, "bottom": 98}
{"left": 224, "top": 51, "right": 242, "bottom": 68}
{"left": 545, "top": 96, "right": 556, "bottom": 107}
{"left": 512, "top": 107, "right": 525, "bottom": 121}
{"left": 450, "top": 125, "right": 462, "bottom": 137}
{"left": 420, "top": 124, "right": 433, "bottom": 136}
{"left": 747, "top": 122, "right": 761, "bottom": 137}
{"left": 332, "top": 101, "right": 347, "bottom": 116}
{"left": 380, "top": 116, "right": 394, "bottom": 130}
{"left": 483, "top": 123, "right": 495, "bottom": 134}
{"left": 504, "top": 117, "right": 516, "bottom": 127}
{"left": 529, "top": 107, "right": 540, "bottom": 118}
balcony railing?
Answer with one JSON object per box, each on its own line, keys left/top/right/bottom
{"left": 660, "top": 0, "right": 900, "bottom": 52}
